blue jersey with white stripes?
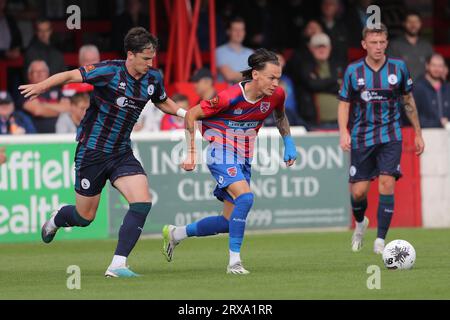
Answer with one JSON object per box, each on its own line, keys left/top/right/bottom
{"left": 338, "top": 56, "right": 413, "bottom": 149}
{"left": 78, "top": 60, "right": 167, "bottom": 153}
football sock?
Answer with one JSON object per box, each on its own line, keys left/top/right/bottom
{"left": 173, "top": 226, "right": 188, "bottom": 242}
{"left": 229, "top": 193, "right": 254, "bottom": 256}
{"left": 54, "top": 205, "right": 92, "bottom": 227}
{"left": 109, "top": 255, "right": 127, "bottom": 269}
{"left": 185, "top": 216, "right": 229, "bottom": 238}
{"left": 351, "top": 196, "right": 367, "bottom": 223}
{"left": 114, "top": 202, "right": 152, "bottom": 257}
{"left": 377, "top": 194, "right": 394, "bottom": 239}
{"left": 229, "top": 250, "right": 241, "bottom": 266}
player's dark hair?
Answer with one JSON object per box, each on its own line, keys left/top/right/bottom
{"left": 362, "top": 23, "right": 388, "bottom": 40}
{"left": 124, "top": 27, "right": 159, "bottom": 54}
{"left": 403, "top": 10, "right": 421, "bottom": 22}
{"left": 241, "top": 48, "right": 280, "bottom": 80}
{"left": 227, "top": 16, "right": 246, "bottom": 30}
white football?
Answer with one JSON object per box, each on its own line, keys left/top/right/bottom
{"left": 382, "top": 239, "right": 416, "bottom": 270}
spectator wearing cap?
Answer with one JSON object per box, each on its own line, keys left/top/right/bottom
{"left": 56, "top": 83, "right": 93, "bottom": 134}
{"left": 291, "top": 33, "right": 344, "bottom": 127}
{"left": 413, "top": 53, "right": 450, "bottom": 128}
{"left": 0, "top": 91, "right": 36, "bottom": 135}
{"left": 160, "top": 94, "right": 189, "bottom": 131}
{"left": 78, "top": 44, "right": 100, "bottom": 67}
{"left": 191, "top": 68, "right": 217, "bottom": 102}
{"left": 215, "top": 17, "right": 254, "bottom": 84}
{"left": 387, "top": 10, "right": 433, "bottom": 80}
{"left": 0, "top": 0, "right": 22, "bottom": 60}
{"left": 24, "top": 19, "right": 65, "bottom": 76}
{"left": 22, "top": 60, "right": 70, "bottom": 133}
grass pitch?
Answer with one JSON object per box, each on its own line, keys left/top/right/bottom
{"left": 1, "top": 228, "right": 449, "bottom": 300}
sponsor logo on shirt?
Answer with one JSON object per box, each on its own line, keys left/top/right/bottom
{"left": 360, "top": 90, "right": 391, "bottom": 102}
{"left": 357, "top": 78, "right": 365, "bottom": 86}
{"left": 227, "top": 120, "right": 259, "bottom": 129}
{"left": 118, "top": 82, "right": 126, "bottom": 91}
{"left": 116, "top": 96, "right": 138, "bottom": 109}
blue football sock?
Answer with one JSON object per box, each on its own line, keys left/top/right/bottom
{"left": 54, "top": 205, "right": 92, "bottom": 227}
{"left": 351, "top": 196, "right": 368, "bottom": 223}
{"left": 377, "top": 194, "right": 394, "bottom": 239}
{"left": 229, "top": 193, "right": 254, "bottom": 253}
{"left": 114, "top": 202, "right": 152, "bottom": 257}
{"left": 186, "top": 215, "right": 229, "bottom": 237}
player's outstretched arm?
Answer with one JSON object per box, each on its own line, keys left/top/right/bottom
{"left": 155, "top": 97, "right": 187, "bottom": 117}
{"left": 338, "top": 101, "right": 351, "bottom": 152}
{"left": 273, "top": 107, "right": 296, "bottom": 167}
{"left": 181, "top": 104, "right": 205, "bottom": 171}
{"left": 403, "top": 93, "right": 425, "bottom": 155}
{"left": 19, "top": 69, "right": 83, "bottom": 100}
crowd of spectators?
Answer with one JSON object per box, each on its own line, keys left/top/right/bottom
{"left": 0, "top": 0, "right": 449, "bottom": 137}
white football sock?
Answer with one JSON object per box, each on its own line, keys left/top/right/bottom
{"left": 356, "top": 219, "right": 366, "bottom": 230}
{"left": 109, "top": 255, "right": 127, "bottom": 269}
{"left": 46, "top": 215, "right": 57, "bottom": 231}
{"left": 173, "top": 226, "right": 187, "bottom": 242}
{"left": 229, "top": 250, "right": 241, "bottom": 266}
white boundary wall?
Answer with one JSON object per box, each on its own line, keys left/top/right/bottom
{"left": 420, "top": 127, "right": 450, "bottom": 227}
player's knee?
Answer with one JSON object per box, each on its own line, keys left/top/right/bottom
{"left": 130, "top": 202, "right": 152, "bottom": 217}
{"left": 379, "top": 180, "right": 395, "bottom": 194}
{"left": 234, "top": 192, "right": 254, "bottom": 211}
{"left": 75, "top": 209, "right": 94, "bottom": 227}
{"left": 351, "top": 190, "right": 367, "bottom": 202}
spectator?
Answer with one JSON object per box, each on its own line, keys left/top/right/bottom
{"left": 111, "top": 0, "right": 149, "bottom": 55}
{"left": 22, "top": 60, "right": 69, "bottom": 133}
{"left": 265, "top": 53, "right": 306, "bottom": 128}
{"left": 191, "top": 68, "right": 217, "bottom": 102}
{"left": 0, "top": 90, "right": 35, "bottom": 134}
{"left": 160, "top": 94, "right": 188, "bottom": 131}
{"left": 215, "top": 17, "right": 254, "bottom": 84}
{"left": 387, "top": 10, "right": 433, "bottom": 79}
{"left": 24, "top": 18, "right": 65, "bottom": 76}
{"left": 0, "top": 0, "right": 22, "bottom": 59}
{"left": 56, "top": 83, "right": 93, "bottom": 134}
{"left": 78, "top": 44, "right": 100, "bottom": 67}
{"left": 293, "top": 33, "right": 344, "bottom": 127}
{"left": 319, "top": 0, "right": 348, "bottom": 64}
{"left": 280, "top": 0, "right": 313, "bottom": 49}
{"left": 413, "top": 53, "right": 450, "bottom": 128}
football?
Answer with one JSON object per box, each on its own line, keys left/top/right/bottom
{"left": 382, "top": 239, "right": 416, "bottom": 270}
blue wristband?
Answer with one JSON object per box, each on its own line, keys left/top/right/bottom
{"left": 282, "top": 135, "right": 297, "bottom": 162}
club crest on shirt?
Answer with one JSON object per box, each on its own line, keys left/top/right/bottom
{"left": 388, "top": 74, "right": 398, "bottom": 85}
{"left": 84, "top": 65, "right": 96, "bottom": 72}
{"left": 147, "top": 84, "right": 155, "bottom": 95}
{"left": 260, "top": 102, "right": 270, "bottom": 113}
{"left": 210, "top": 96, "right": 219, "bottom": 107}
{"left": 227, "top": 167, "right": 237, "bottom": 177}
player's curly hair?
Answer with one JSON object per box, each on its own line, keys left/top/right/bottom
{"left": 124, "top": 27, "right": 159, "bottom": 54}
{"left": 241, "top": 48, "right": 280, "bottom": 80}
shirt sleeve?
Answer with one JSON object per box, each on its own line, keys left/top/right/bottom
{"left": 151, "top": 71, "right": 168, "bottom": 104}
{"left": 200, "top": 90, "right": 231, "bottom": 117}
{"left": 338, "top": 66, "right": 353, "bottom": 102}
{"left": 400, "top": 61, "right": 413, "bottom": 94}
{"left": 78, "top": 62, "right": 115, "bottom": 87}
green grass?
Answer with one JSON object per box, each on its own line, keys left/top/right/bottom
{"left": 1, "top": 228, "right": 450, "bottom": 299}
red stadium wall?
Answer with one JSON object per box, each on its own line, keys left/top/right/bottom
{"left": 352, "top": 128, "right": 423, "bottom": 228}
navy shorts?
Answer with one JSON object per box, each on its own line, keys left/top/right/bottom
{"left": 74, "top": 143, "right": 146, "bottom": 197}
{"left": 349, "top": 141, "right": 402, "bottom": 183}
